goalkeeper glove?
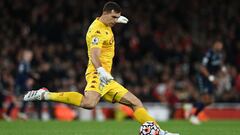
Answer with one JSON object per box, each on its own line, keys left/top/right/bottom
{"left": 97, "top": 67, "right": 114, "bottom": 86}
{"left": 116, "top": 16, "right": 128, "bottom": 24}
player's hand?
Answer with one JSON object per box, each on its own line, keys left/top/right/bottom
{"left": 97, "top": 67, "right": 114, "bottom": 86}
{"left": 208, "top": 75, "right": 215, "bottom": 82}
{"left": 208, "top": 75, "right": 218, "bottom": 85}
{"left": 116, "top": 16, "right": 128, "bottom": 24}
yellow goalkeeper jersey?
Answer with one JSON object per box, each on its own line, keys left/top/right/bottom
{"left": 85, "top": 18, "right": 115, "bottom": 75}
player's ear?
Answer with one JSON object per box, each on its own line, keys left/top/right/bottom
{"left": 110, "top": 10, "right": 115, "bottom": 14}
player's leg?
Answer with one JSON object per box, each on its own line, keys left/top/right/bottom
{"left": 102, "top": 81, "right": 179, "bottom": 135}
{"left": 194, "top": 93, "right": 213, "bottom": 116}
{"left": 80, "top": 72, "right": 102, "bottom": 109}
{"left": 102, "top": 81, "right": 155, "bottom": 123}
{"left": 24, "top": 88, "right": 101, "bottom": 109}
{"left": 190, "top": 75, "right": 204, "bottom": 124}
{"left": 24, "top": 72, "right": 102, "bottom": 109}
{"left": 118, "top": 91, "right": 179, "bottom": 135}
{"left": 118, "top": 92, "right": 156, "bottom": 124}
{"left": 24, "top": 88, "right": 84, "bottom": 106}
{"left": 80, "top": 91, "right": 101, "bottom": 109}
{"left": 190, "top": 75, "right": 214, "bottom": 124}
{"left": 190, "top": 93, "right": 213, "bottom": 125}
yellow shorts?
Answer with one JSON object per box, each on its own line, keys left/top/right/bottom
{"left": 85, "top": 72, "right": 128, "bottom": 103}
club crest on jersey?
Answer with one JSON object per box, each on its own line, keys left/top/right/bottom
{"left": 92, "top": 37, "right": 99, "bottom": 45}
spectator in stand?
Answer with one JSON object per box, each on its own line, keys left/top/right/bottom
{"left": 234, "top": 68, "right": 240, "bottom": 101}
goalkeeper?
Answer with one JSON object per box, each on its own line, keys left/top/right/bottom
{"left": 24, "top": 1, "right": 179, "bottom": 135}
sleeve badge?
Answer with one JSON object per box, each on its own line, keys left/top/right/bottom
{"left": 92, "top": 37, "right": 99, "bottom": 45}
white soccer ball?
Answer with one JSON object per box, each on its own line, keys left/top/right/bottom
{"left": 139, "top": 121, "right": 160, "bottom": 135}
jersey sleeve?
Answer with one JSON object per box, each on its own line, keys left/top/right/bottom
{"left": 89, "top": 30, "right": 104, "bottom": 49}
{"left": 202, "top": 51, "right": 211, "bottom": 66}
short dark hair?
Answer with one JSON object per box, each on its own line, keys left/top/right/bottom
{"left": 103, "top": 1, "right": 121, "bottom": 13}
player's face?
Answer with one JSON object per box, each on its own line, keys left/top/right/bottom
{"left": 106, "top": 11, "right": 121, "bottom": 27}
{"left": 23, "top": 50, "right": 33, "bottom": 62}
{"left": 213, "top": 41, "right": 223, "bottom": 52}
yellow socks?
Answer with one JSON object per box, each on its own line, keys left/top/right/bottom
{"left": 133, "top": 107, "right": 156, "bottom": 124}
{"left": 45, "top": 92, "right": 83, "bottom": 106}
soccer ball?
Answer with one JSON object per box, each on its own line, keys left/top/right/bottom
{"left": 139, "top": 121, "right": 160, "bottom": 135}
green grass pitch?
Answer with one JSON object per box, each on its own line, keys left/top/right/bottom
{"left": 0, "top": 120, "right": 239, "bottom": 135}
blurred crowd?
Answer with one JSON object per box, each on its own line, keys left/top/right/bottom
{"left": 1, "top": 0, "right": 240, "bottom": 120}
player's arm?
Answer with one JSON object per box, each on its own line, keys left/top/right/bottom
{"left": 91, "top": 48, "right": 102, "bottom": 69}
{"left": 200, "top": 52, "right": 215, "bottom": 82}
{"left": 199, "top": 64, "right": 212, "bottom": 79}
{"left": 89, "top": 32, "right": 105, "bottom": 69}
{"left": 90, "top": 33, "right": 113, "bottom": 85}
{"left": 91, "top": 48, "right": 113, "bottom": 85}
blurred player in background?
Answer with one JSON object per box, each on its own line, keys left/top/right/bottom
{"left": 189, "top": 40, "right": 227, "bottom": 124}
{"left": 23, "top": 1, "right": 179, "bottom": 135}
{"left": 3, "top": 49, "right": 33, "bottom": 121}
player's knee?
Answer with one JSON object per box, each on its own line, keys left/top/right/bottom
{"left": 131, "top": 97, "right": 143, "bottom": 109}
{"left": 81, "top": 98, "right": 97, "bottom": 110}
{"left": 82, "top": 101, "right": 97, "bottom": 110}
